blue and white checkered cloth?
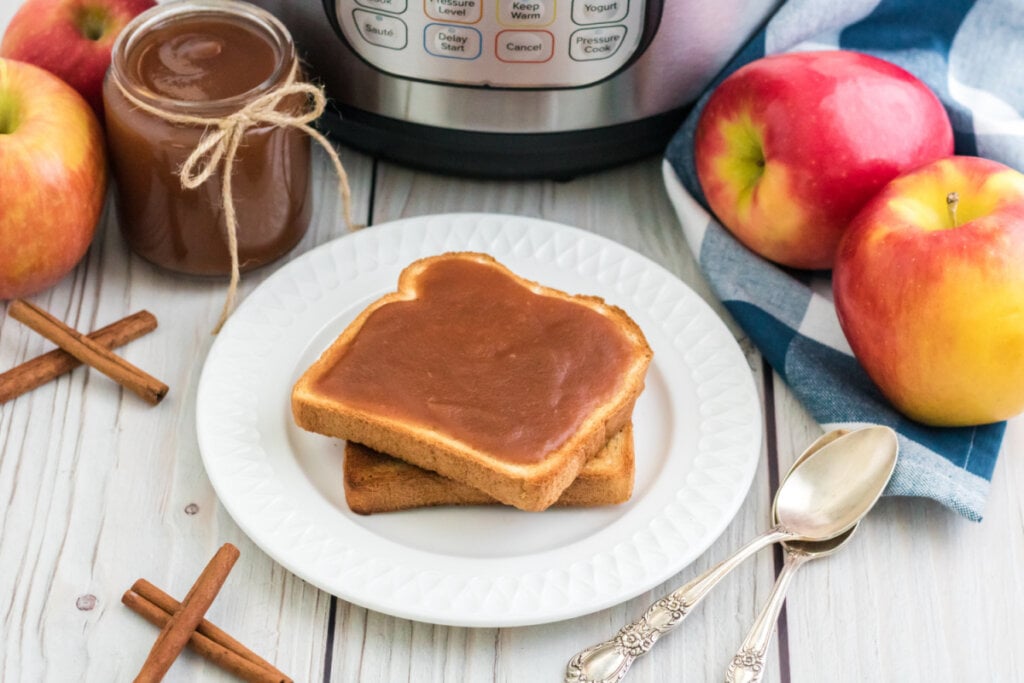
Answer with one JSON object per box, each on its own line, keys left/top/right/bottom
{"left": 663, "top": 0, "right": 1024, "bottom": 521}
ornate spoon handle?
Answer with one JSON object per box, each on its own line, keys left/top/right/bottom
{"left": 724, "top": 547, "right": 809, "bottom": 683}
{"left": 565, "top": 526, "right": 793, "bottom": 683}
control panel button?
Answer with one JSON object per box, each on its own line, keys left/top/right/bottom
{"left": 568, "top": 25, "right": 626, "bottom": 60}
{"left": 425, "top": 0, "right": 482, "bottom": 24}
{"left": 495, "top": 30, "right": 554, "bottom": 62}
{"left": 424, "top": 23, "right": 482, "bottom": 59}
{"left": 336, "top": 0, "right": 644, "bottom": 87}
{"left": 355, "top": 0, "right": 408, "bottom": 14}
{"left": 498, "top": 0, "right": 554, "bottom": 27}
{"left": 571, "top": 0, "right": 627, "bottom": 24}
{"left": 353, "top": 10, "right": 409, "bottom": 49}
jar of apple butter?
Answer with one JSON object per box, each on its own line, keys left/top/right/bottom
{"left": 103, "top": 0, "right": 311, "bottom": 276}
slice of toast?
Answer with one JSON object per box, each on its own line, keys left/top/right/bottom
{"left": 292, "top": 252, "right": 652, "bottom": 511}
{"left": 344, "top": 424, "right": 635, "bottom": 514}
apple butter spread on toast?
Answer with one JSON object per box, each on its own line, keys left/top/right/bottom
{"left": 292, "top": 252, "right": 652, "bottom": 511}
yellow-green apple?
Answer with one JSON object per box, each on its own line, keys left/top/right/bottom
{"left": 0, "top": 58, "right": 106, "bottom": 299}
{"left": 694, "top": 50, "right": 954, "bottom": 270}
{"left": 0, "top": 0, "right": 155, "bottom": 116}
{"left": 833, "top": 156, "right": 1024, "bottom": 426}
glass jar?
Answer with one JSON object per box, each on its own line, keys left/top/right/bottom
{"left": 103, "top": 0, "right": 311, "bottom": 276}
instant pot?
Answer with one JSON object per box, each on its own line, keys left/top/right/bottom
{"left": 251, "top": 0, "right": 778, "bottom": 177}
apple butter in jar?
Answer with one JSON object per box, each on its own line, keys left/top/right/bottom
{"left": 103, "top": 0, "right": 311, "bottom": 276}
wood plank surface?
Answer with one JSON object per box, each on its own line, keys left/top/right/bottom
{"left": 0, "top": 147, "right": 374, "bottom": 682}
{"left": 0, "top": 22, "right": 1022, "bottom": 676}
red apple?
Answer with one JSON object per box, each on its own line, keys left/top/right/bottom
{"left": 694, "top": 50, "right": 954, "bottom": 269}
{"left": 0, "top": 0, "right": 155, "bottom": 117}
{"left": 834, "top": 156, "right": 1024, "bottom": 426}
{"left": 0, "top": 58, "right": 106, "bottom": 299}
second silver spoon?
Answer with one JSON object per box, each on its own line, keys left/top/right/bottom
{"left": 724, "top": 429, "right": 857, "bottom": 683}
{"left": 565, "top": 425, "right": 899, "bottom": 683}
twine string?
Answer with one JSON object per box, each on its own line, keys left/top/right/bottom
{"left": 116, "top": 65, "right": 354, "bottom": 333}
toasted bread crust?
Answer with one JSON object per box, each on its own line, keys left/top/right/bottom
{"left": 292, "top": 252, "right": 652, "bottom": 511}
{"left": 343, "top": 424, "right": 635, "bottom": 514}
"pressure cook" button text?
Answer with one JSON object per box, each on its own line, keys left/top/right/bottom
{"left": 568, "top": 25, "right": 626, "bottom": 60}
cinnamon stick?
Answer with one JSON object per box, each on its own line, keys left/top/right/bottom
{"left": 123, "top": 590, "right": 288, "bottom": 683}
{"left": 7, "top": 300, "right": 168, "bottom": 405}
{"left": 0, "top": 310, "right": 157, "bottom": 403}
{"left": 134, "top": 543, "right": 240, "bottom": 682}
{"left": 130, "top": 579, "right": 290, "bottom": 682}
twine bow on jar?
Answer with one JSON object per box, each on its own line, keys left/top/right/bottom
{"left": 116, "top": 65, "right": 354, "bottom": 333}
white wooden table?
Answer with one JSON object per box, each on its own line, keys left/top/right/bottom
{"left": 2, "top": 14, "right": 1022, "bottom": 680}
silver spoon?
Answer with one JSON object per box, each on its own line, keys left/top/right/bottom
{"left": 565, "top": 425, "right": 899, "bottom": 683}
{"left": 725, "top": 429, "right": 857, "bottom": 683}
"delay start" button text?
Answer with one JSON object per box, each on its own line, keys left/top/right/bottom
{"left": 424, "top": 23, "right": 482, "bottom": 59}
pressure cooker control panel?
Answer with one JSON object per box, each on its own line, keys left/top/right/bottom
{"left": 333, "top": 0, "right": 644, "bottom": 88}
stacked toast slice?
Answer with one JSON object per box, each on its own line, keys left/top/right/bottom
{"left": 291, "top": 252, "right": 652, "bottom": 513}
{"left": 343, "top": 424, "right": 636, "bottom": 514}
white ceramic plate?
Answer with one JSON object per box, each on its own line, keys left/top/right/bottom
{"left": 196, "top": 213, "right": 761, "bottom": 627}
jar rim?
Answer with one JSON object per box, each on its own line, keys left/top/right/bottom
{"left": 109, "top": 0, "right": 296, "bottom": 115}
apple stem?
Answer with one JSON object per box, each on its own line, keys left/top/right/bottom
{"left": 947, "top": 192, "right": 960, "bottom": 229}
{"left": 76, "top": 6, "right": 109, "bottom": 41}
{"left": 0, "top": 94, "right": 19, "bottom": 136}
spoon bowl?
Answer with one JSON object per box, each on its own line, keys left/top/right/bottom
{"left": 774, "top": 426, "right": 898, "bottom": 542}
{"left": 775, "top": 429, "right": 859, "bottom": 554}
